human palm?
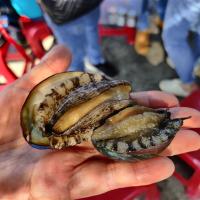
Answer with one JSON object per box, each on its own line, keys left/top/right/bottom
{"left": 0, "top": 46, "right": 200, "bottom": 200}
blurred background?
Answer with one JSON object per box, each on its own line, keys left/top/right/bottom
{"left": 0, "top": 0, "right": 200, "bottom": 199}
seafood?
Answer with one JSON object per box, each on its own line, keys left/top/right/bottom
{"left": 21, "top": 72, "right": 184, "bottom": 160}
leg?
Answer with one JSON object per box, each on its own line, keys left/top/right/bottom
{"left": 84, "top": 6, "right": 104, "bottom": 65}
{"left": 193, "top": 33, "right": 200, "bottom": 81}
{"left": 159, "top": 0, "right": 200, "bottom": 96}
{"left": 43, "top": 13, "right": 85, "bottom": 71}
{"left": 162, "top": 19, "right": 195, "bottom": 83}
{"left": 193, "top": 33, "right": 200, "bottom": 59}
{"left": 156, "top": 0, "right": 168, "bottom": 21}
{"left": 82, "top": 6, "right": 118, "bottom": 77}
{"left": 136, "top": 0, "right": 149, "bottom": 31}
{"left": 134, "top": 0, "right": 151, "bottom": 56}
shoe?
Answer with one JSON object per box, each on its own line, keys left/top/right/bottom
{"left": 159, "top": 79, "right": 190, "bottom": 97}
{"left": 134, "top": 30, "right": 150, "bottom": 56}
{"left": 84, "top": 58, "right": 118, "bottom": 77}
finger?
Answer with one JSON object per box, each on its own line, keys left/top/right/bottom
{"left": 69, "top": 157, "right": 174, "bottom": 199}
{"left": 170, "top": 107, "right": 200, "bottom": 128}
{"left": 161, "top": 129, "right": 200, "bottom": 156}
{"left": 130, "top": 91, "right": 179, "bottom": 108}
{"left": 16, "top": 45, "right": 72, "bottom": 91}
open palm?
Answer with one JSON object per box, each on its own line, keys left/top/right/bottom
{"left": 0, "top": 45, "right": 200, "bottom": 200}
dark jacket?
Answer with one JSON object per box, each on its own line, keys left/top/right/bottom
{"left": 40, "top": 0, "right": 103, "bottom": 24}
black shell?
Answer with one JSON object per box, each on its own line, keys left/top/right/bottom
{"left": 21, "top": 72, "right": 184, "bottom": 161}
{"left": 92, "top": 108, "right": 183, "bottom": 161}
{"left": 21, "top": 72, "right": 132, "bottom": 149}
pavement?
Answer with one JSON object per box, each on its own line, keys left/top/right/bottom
{"left": 102, "top": 36, "right": 177, "bottom": 91}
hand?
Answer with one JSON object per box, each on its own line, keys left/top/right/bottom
{"left": 0, "top": 46, "right": 200, "bottom": 200}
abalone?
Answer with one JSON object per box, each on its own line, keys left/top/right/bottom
{"left": 21, "top": 72, "right": 184, "bottom": 160}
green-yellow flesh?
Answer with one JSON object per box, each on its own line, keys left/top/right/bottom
{"left": 53, "top": 85, "right": 131, "bottom": 133}
{"left": 93, "top": 111, "right": 165, "bottom": 141}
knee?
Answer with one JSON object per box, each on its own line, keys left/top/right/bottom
{"left": 162, "top": 27, "right": 182, "bottom": 50}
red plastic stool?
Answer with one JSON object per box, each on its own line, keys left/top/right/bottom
{"left": 181, "top": 89, "right": 200, "bottom": 111}
{"left": 19, "top": 16, "right": 53, "bottom": 59}
{"left": 0, "top": 42, "right": 17, "bottom": 91}
{"left": 79, "top": 184, "right": 160, "bottom": 200}
{"left": 173, "top": 89, "right": 200, "bottom": 199}
{"left": 99, "top": 24, "right": 136, "bottom": 45}
{"left": 173, "top": 152, "right": 200, "bottom": 200}
{"left": 0, "top": 26, "right": 32, "bottom": 91}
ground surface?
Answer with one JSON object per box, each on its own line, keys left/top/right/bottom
{"left": 102, "top": 37, "right": 177, "bottom": 91}
{"left": 101, "top": 36, "right": 188, "bottom": 200}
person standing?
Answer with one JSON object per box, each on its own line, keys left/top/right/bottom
{"left": 40, "top": 0, "right": 118, "bottom": 76}
{"left": 159, "top": 0, "right": 200, "bottom": 97}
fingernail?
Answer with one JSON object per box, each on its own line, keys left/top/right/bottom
{"left": 130, "top": 92, "right": 149, "bottom": 106}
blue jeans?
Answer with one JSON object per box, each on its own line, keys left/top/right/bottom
{"left": 163, "top": 19, "right": 200, "bottom": 83}
{"left": 136, "top": 0, "right": 149, "bottom": 31}
{"left": 137, "top": 0, "right": 168, "bottom": 31}
{"left": 44, "top": 7, "right": 104, "bottom": 71}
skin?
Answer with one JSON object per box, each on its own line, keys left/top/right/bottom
{"left": 0, "top": 45, "right": 200, "bottom": 200}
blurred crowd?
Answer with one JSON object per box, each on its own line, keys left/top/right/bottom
{"left": 1, "top": 0, "right": 200, "bottom": 97}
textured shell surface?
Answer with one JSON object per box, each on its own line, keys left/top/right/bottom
{"left": 21, "top": 72, "right": 184, "bottom": 161}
